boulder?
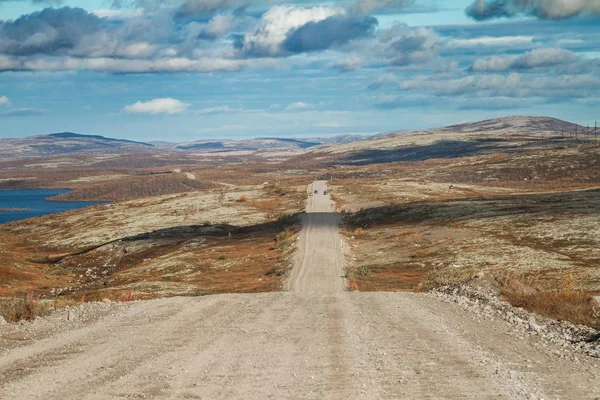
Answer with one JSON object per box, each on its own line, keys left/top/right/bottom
{"left": 67, "top": 310, "right": 78, "bottom": 322}
{"left": 528, "top": 317, "right": 542, "bottom": 333}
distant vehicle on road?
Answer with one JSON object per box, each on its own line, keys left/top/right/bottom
{"left": 324, "top": 191, "right": 328, "bottom": 195}
{"left": 314, "top": 190, "right": 318, "bottom": 194}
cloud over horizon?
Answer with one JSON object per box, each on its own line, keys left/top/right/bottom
{"left": 0, "top": 0, "right": 599, "bottom": 137}
{"left": 285, "top": 101, "right": 315, "bottom": 111}
{"left": 0, "top": 107, "right": 47, "bottom": 117}
{"left": 123, "top": 98, "right": 190, "bottom": 114}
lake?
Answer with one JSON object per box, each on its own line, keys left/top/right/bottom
{"left": 0, "top": 189, "right": 106, "bottom": 225}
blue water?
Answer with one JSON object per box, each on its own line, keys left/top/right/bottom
{"left": 0, "top": 189, "right": 106, "bottom": 224}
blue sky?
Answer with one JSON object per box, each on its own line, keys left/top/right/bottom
{"left": 0, "top": 0, "right": 599, "bottom": 141}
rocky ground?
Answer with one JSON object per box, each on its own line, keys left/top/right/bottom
{"left": 431, "top": 277, "right": 600, "bottom": 359}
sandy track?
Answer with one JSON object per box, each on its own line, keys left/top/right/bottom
{"left": 1, "top": 181, "right": 598, "bottom": 399}
{"left": 286, "top": 180, "right": 346, "bottom": 293}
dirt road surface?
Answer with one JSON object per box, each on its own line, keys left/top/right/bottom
{"left": 1, "top": 181, "right": 598, "bottom": 399}
{"left": 286, "top": 180, "right": 346, "bottom": 293}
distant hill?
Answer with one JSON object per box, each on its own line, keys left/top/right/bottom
{"left": 371, "top": 116, "right": 585, "bottom": 140}
{"left": 176, "top": 137, "right": 322, "bottom": 151}
{"left": 310, "top": 116, "right": 590, "bottom": 165}
{"left": 424, "top": 116, "right": 583, "bottom": 137}
{"left": 0, "top": 131, "right": 370, "bottom": 159}
{"left": 175, "top": 136, "right": 370, "bottom": 152}
{"left": 0, "top": 132, "right": 154, "bottom": 157}
{"left": 3, "top": 117, "right": 582, "bottom": 161}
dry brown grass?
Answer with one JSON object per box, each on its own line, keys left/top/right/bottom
{"left": 342, "top": 227, "right": 367, "bottom": 238}
{"left": 330, "top": 193, "right": 343, "bottom": 210}
{"left": 420, "top": 265, "right": 479, "bottom": 291}
{"left": 497, "top": 272, "right": 600, "bottom": 329}
{"left": 0, "top": 292, "right": 49, "bottom": 323}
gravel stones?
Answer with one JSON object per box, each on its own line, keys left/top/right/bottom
{"left": 432, "top": 284, "right": 600, "bottom": 359}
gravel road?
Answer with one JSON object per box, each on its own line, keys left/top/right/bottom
{"left": 0, "top": 181, "right": 598, "bottom": 399}
{"left": 286, "top": 180, "right": 346, "bottom": 293}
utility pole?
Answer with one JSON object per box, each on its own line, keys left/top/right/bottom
{"left": 587, "top": 124, "right": 590, "bottom": 143}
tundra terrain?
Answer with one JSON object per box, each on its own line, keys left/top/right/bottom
{"left": 0, "top": 181, "right": 598, "bottom": 399}
{"left": 0, "top": 116, "right": 599, "bottom": 398}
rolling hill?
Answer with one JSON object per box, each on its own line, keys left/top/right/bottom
{"left": 308, "top": 116, "right": 592, "bottom": 165}
{"left": 0, "top": 132, "right": 154, "bottom": 157}
{"left": 175, "top": 137, "right": 322, "bottom": 151}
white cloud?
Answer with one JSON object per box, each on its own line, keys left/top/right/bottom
{"left": 352, "top": 0, "right": 414, "bottom": 14}
{"left": 196, "top": 106, "right": 242, "bottom": 114}
{"left": 0, "top": 55, "right": 259, "bottom": 73}
{"left": 91, "top": 9, "right": 144, "bottom": 20}
{"left": 237, "top": 5, "right": 342, "bottom": 57}
{"left": 444, "top": 36, "right": 534, "bottom": 49}
{"left": 0, "top": 107, "right": 47, "bottom": 117}
{"left": 400, "top": 72, "right": 600, "bottom": 98}
{"left": 329, "top": 55, "right": 365, "bottom": 71}
{"left": 379, "top": 24, "right": 438, "bottom": 66}
{"left": 203, "top": 14, "right": 234, "bottom": 39}
{"left": 0, "top": 95, "right": 9, "bottom": 106}
{"left": 123, "top": 98, "right": 190, "bottom": 115}
{"left": 286, "top": 101, "right": 315, "bottom": 111}
{"left": 470, "top": 48, "right": 580, "bottom": 72}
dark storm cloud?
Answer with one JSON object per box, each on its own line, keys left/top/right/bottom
{"left": 282, "top": 15, "right": 377, "bottom": 53}
{"left": 466, "top": 0, "right": 600, "bottom": 21}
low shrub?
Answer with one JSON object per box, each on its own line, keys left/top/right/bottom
{"left": 498, "top": 272, "right": 599, "bottom": 329}
{"left": 351, "top": 228, "right": 367, "bottom": 237}
{"left": 0, "top": 292, "right": 49, "bottom": 323}
{"left": 274, "top": 230, "right": 295, "bottom": 251}
{"left": 352, "top": 266, "right": 372, "bottom": 277}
